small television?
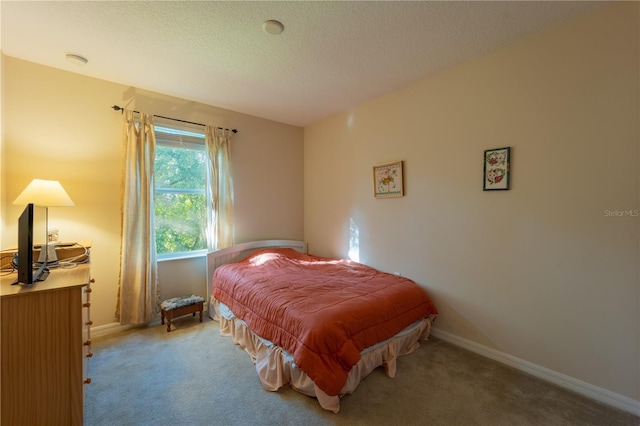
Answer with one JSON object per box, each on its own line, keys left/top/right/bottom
{"left": 15, "top": 203, "right": 48, "bottom": 285}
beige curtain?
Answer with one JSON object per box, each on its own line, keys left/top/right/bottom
{"left": 116, "top": 110, "right": 159, "bottom": 324}
{"left": 205, "top": 126, "right": 234, "bottom": 250}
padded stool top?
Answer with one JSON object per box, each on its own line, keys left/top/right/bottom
{"left": 161, "top": 294, "right": 205, "bottom": 311}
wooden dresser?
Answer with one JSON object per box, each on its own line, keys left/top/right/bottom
{"left": 0, "top": 264, "right": 93, "bottom": 425}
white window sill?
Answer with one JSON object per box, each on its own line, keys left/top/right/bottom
{"left": 157, "top": 250, "right": 207, "bottom": 262}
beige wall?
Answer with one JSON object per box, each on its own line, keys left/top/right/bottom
{"left": 1, "top": 57, "right": 304, "bottom": 327}
{"left": 305, "top": 3, "right": 639, "bottom": 402}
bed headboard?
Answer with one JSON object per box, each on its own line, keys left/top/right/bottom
{"left": 206, "top": 239, "right": 307, "bottom": 316}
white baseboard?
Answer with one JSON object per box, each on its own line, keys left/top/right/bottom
{"left": 90, "top": 302, "right": 209, "bottom": 338}
{"left": 91, "top": 322, "right": 140, "bottom": 337}
{"left": 430, "top": 328, "right": 640, "bottom": 417}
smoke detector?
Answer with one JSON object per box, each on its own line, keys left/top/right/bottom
{"left": 263, "top": 20, "right": 284, "bottom": 35}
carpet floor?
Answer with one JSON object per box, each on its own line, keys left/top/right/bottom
{"left": 85, "top": 316, "right": 639, "bottom": 426}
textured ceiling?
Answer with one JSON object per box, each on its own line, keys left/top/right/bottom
{"left": 1, "top": 1, "right": 606, "bottom": 127}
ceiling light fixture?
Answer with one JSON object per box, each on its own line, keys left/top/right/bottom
{"left": 263, "top": 20, "right": 284, "bottom": 35}
{"left": 65, "top": 53, "right": 88, "bottom": 66}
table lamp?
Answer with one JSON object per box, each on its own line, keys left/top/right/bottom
{"left": 13, "top": 179, "right": 75, "bottom": 266}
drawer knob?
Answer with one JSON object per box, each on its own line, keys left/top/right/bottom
{"left": 85, "top": 288, "right": 93, "bottom": 293}
{"left": 86, "top": 352, "right": 93, "bottom": 358}
{"left": 84, "top": 340, "right": 91, "bottom": 346}
{"left": 90, "top": 278, "right": 95, "bottom": 283}
{"left": 83, "top": 302, "right": 91, "bottom": 308}
{"left": 84, "top": 378, "right": 92, "bottom": 384}
{"left": 85, "top": 320, "right": 93, "bottom": 326}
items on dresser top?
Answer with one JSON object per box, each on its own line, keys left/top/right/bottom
{"left": 0, "top": 241, "right": 91, "bottom": 284}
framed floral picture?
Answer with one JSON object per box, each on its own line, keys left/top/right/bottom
{"left": 373, "top": 160, "right": 404, "bottom": 198}
{"left": 483, "top": 147, "right": 510, "bottom": 190}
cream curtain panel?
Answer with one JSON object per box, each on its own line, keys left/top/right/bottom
{"left": 116, "top": 110, "right": 159, "bottom": 325}
{"left": 205, "top": 126, "right": 234, "bottom": 250}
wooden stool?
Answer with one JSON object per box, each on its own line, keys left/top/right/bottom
{"left": 160, "top": 294, "right": 205, "bottom": 332}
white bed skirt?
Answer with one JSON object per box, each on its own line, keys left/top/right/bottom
{"left": 212, "top": 299, "right": 433, "bottom": 413}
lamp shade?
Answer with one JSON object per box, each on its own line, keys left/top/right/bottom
{"left": 13, "top": 179, "right": 75, "bottom": 207}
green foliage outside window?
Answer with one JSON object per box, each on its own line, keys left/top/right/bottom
{"left": 154, "top": 140, "right": 208, "bottom": 256}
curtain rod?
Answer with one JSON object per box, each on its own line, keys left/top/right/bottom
{"left": 111, "top": 105, "right": 238, "bottom": 133}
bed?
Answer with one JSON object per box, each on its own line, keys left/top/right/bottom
{"left": 206, "top": 240, "right": 438, "bottom": 413}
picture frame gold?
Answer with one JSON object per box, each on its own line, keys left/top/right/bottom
{"left": 373, "top": 160, "right": 404, "bottom": 198}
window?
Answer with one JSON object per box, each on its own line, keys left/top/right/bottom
{"left": 154, "top": 125, "right": 208, "bottom": 258}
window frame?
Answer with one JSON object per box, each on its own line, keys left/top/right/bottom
{"left": 153, "top": 123, "right": 209, "bottom": 261}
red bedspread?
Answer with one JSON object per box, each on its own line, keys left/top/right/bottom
{"left": 212, "top": 248, "right": 438, "bottom": 396}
